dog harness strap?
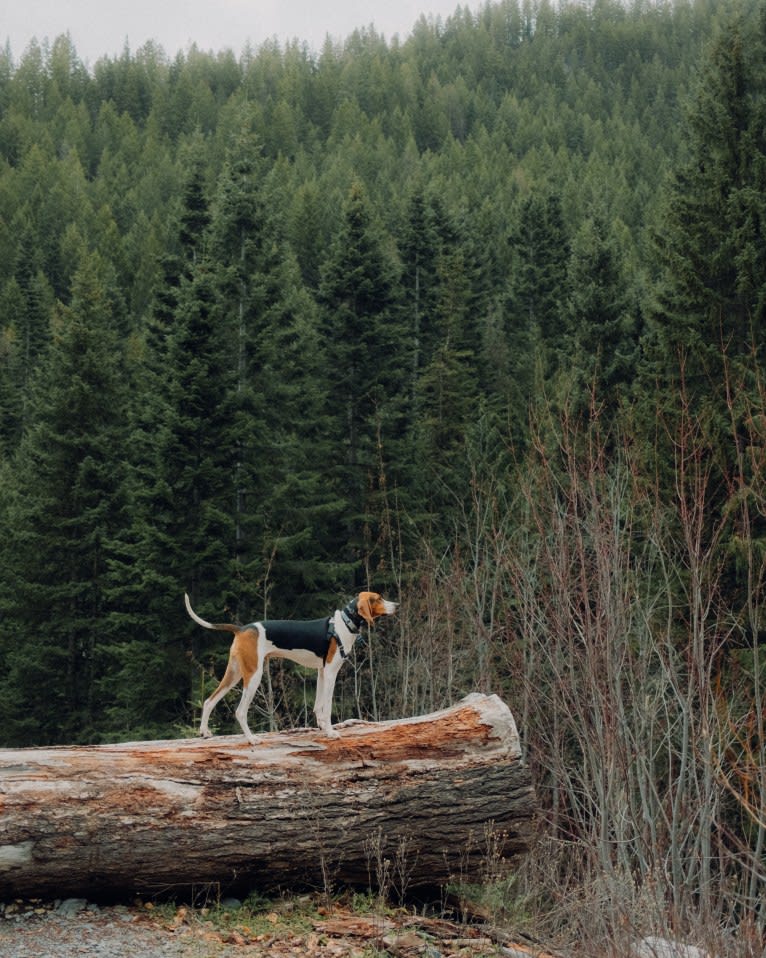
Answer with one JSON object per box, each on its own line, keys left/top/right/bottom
{"left": 326, "top": 619, "right": 347, "bottom": 661}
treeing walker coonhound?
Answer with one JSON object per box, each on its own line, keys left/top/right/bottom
{"left": 184, "top": 591, "right": 397, "bottom": 742}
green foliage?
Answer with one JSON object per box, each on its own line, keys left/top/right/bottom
{"left": 0, "top": 251, "right": 130, "bottom": 744}
{"left": 565, "top": 211, "right": 639, "bottom": 412}
{"left": 646, "top": 2, "right": 766, "bottom": 397}
{"left": 0, "top": 0, "right": 760, "bottom": 755}
{"left": 318, "top": 180, "right": 405, "bottom": 578}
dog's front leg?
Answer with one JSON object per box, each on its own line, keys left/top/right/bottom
{"left": 315, "top": 663, "right": 340, "bottom": 738}
{"left": 313, "top": 668, "right": 329, "bottom": 732}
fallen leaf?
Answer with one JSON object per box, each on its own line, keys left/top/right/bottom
{"left": 316, "top": 915, "right": 394, "bottom": 938}
{"left": 383, "top": 930, "right": 428, "bottom": 956}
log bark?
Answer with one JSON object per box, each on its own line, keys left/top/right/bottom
{"left": 0, "top": 693, "right": 535, "bottom": 900}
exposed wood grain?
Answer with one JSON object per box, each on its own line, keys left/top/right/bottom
{"left": 0, "top": 693, "right": 535, "bottom": 899}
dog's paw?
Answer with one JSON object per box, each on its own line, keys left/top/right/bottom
{"left": 322, "top": 728, "right": 341, "bottom": 739}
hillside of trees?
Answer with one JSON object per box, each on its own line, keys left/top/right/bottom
{"left": 1, "top": 0, "right": 766, "bottom": 951}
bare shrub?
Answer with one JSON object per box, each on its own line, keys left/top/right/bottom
{"left": 502, "top": 389, "right": 766, "bottom": 953}
{"left": 371, "top": 369, "right": 766, "bottom": 953}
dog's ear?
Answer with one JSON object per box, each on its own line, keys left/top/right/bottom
{"left": 357, "top": 592, "right": 377, "bottom": 626}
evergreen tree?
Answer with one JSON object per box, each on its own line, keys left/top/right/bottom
{"left": 645, "top": 6, "right": 766, "bottom": 406}
{"left": 105, "top": 122, "right": 340, "bottom": 738}
{"left": 638, "top": 3, "right": 766, "bottom": 645}
{"left": 102, "top": 163, "right": 215, "bottom": 739}
{"left": 241, "top": 225, "right": 347, "bottom": 614}
{"left": 288, "top": 179, "right": 326, "bottom": 291}
{"left": 566, "top": 212, "right": 638, "bottom": 414}
{"left": 178, "top": 154, "right": 211, "bottom": 263}
{"left": 250, "top": 273, "right": 345, "bottom": 617}
{"left": 110, "top": 259, "right": 241, "bottom": 739}
{"left": 0, "top": 282, "right": 25, "bottom": 448}
{"left": 152, "top": 153, "right": 211, "bottom": 332}
{"left": 203, "top": 123, "right": 328, "bottom": 618}
{"left": 318, "top": 180, "right": 404, "bottom": 581}
{"left": 411, "top": 232, "right": 479, "bottom": 527}
{"left": 399, "top": 185, "right": 442, "bottom": 413}
{"left": 507, "top": 191, "right": 570, "bottom": 382}
{"left": 0, "top": 252, "right": 130, "bottom": 745}
{"left": 211, "top": 133, "right": 344, "bottom": 614}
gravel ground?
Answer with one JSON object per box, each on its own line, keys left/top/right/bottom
{"left": 0, "top": 900, "right": 227, "bottom": 958}
{"left": 0, "top": 898, "right": 423, "bottom": 958}
{"left": 0, "top": 896, "right": 523, "bottom": 958}
{"left": 0, "top": 898, "right": 344, "bottom": 957}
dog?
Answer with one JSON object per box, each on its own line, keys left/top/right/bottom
{"left": 185, "top": 591, "right": 397, "bottom": 742}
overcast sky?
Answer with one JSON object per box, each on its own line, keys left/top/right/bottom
{"left": 3, "top": 0, "right": 473, "bottom": 66}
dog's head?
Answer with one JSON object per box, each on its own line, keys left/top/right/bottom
{"left": 356, "top": 591, "right": 398, "bottom": 626}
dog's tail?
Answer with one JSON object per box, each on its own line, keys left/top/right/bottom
{"left": 184, "top": 593, "right": 239, "bottom": 634}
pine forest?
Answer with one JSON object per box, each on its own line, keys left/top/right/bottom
{"left": 1, "top": 0, "right": 766, "bottom": 949}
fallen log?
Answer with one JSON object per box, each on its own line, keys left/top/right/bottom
{"left": 0, "top": 693, "right": 535, "bottom": 900}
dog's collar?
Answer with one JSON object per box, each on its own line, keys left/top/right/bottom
{"left": 341, "top": 599, "right": 366, "bottom": 634}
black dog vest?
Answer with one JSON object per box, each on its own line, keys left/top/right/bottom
{"left": 261, "top": 617, "right": 334, "bottom": 661}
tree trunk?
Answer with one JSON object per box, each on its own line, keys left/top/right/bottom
{"left": 0, "top": 694, "right": 535, "bottom": 900}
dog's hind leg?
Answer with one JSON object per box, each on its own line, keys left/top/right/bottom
{"left": 200, "top": 660, "right": 241, "bottom": 738}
